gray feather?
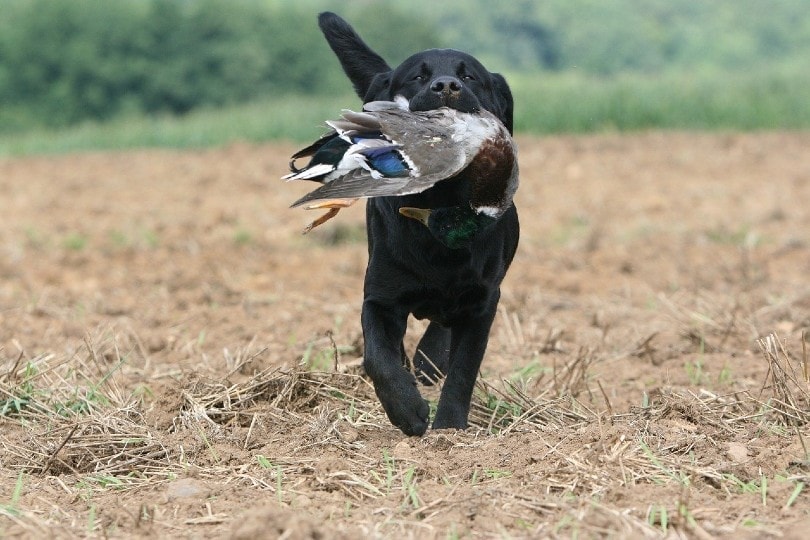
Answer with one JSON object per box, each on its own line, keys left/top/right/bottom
{"left": 337, "top": 110, "right": 381, "bottom": 130}
{"left": 290, "top": 169, "right": 409, "bottom": 208}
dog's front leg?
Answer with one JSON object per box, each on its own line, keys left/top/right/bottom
{"left": 432, "top": 301, "right": 499, "bottom": 430}
{"left": 361, "top": 300, "right": 430, "bottom": 436}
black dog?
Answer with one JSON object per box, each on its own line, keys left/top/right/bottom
{"left": 318, "top": 12, "right": 519, "bottom": 435}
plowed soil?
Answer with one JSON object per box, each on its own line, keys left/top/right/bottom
{"left": 1, "top": 132, "right": 809, "bottom": 538}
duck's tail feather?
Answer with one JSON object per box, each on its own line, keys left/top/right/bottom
{"left": 287, "top": 133, "right": 334, "bottom": 171}
{"left": 282, "top": 163, "right": 336, "bottom": 181}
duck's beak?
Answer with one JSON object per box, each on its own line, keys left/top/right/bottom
{"left": 398, "top": 207, "right": 432, "bottom": 227}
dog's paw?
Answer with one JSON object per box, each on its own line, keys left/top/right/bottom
{"left": 432, "top": 403, "right": 470, "bottom": 431}
{"left": 376, "top": 375, "right": 430, "bottom": 436}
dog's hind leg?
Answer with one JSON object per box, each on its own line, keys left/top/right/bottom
{"left": 362, "top": 301, "right": 430, "bottom": 436}
{"left": 400, "top": 342, "right": 410, "bottom": 368}
{"left": 414, "top": 322, "right": 450, "bottom": 385}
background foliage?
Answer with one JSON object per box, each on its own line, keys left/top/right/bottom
{"left": 0, "top": 0, "right": 443, "bottom": 130}
{"left": 0, "top": 0, "right": 808, "bottom": 149}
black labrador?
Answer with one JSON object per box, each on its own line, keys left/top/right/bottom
{"left": 317, "top": 12, "right": 519, "bottom": 436}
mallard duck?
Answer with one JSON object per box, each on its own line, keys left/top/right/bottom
{"left": 284, "top": 99, "right": 518, "bottom": 247}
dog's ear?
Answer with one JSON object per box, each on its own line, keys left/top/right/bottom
{"left": 363, "top": 72, "right": 392, "bottom": 102}
{"left": 491, "top": 73, "right": 514, "bottom": 135}
{"left": 318, "top": 12, "right": 392, "bottom": 100}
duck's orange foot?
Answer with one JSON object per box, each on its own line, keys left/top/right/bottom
{"left": 303, "top": 207, "right": 340, "bottom": 234}
{"left": 301, "top": 198, "right": 358, "bottom": 234}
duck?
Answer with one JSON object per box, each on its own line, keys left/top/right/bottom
{"left": 283, "top": 98, "right": 518, "bottom": 248}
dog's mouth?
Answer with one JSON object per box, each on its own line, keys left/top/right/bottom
{"left": 439, "top": 94, "right": 480, "bottom": 113}
{"left": 408, "top": 92, "right": 481, "bottom": 114}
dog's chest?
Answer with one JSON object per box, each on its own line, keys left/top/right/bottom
{"left": 404, "top": 275, "right": 491, "bottom": 326}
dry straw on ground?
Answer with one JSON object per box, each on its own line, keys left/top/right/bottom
{"left": 2, "top": 330, "right": 808, "bottom": 538}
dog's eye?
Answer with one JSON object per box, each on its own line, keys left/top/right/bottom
{"left": 412, "top": 75, "right": 425, "bottom": 82}
{"left": 462, "top": 74, "right": 475, "bottom": 81}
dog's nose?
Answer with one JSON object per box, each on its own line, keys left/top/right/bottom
{"left": 430, "top": 76, "right": 463, "bottom": 97}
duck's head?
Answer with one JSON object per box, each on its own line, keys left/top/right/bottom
{"left": 399, "top": 205, "right": 498, "bottom": 249}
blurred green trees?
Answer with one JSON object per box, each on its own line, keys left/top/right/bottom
{"left": 0, "top": 0, "right": 808, "bottom": 134}
{"left": 0, "top": 0, "right": 440, "bottom": 131}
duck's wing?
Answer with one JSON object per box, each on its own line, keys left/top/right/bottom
{"left": 290, "top": 108, "right": 499, "bottom": 207}
{"left": 283, "top": 104, "right": 414, "bottom": 183}
{"left": 289, "top": 168, "right": 409, "bottom": 208}
{"left": 288, "top": 164, "right": 479, "bottom": 208}
{"left": 288, "top": 103, "right": 513, "bottom": 210}
{"left": 288, "top": 146, "right": 475, "bottom": 209}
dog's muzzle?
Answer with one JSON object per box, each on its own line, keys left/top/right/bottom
{"left": 430, "top": 76, "right": 463, "bottom": 99}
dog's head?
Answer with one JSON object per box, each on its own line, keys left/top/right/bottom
{"left": 318, "top": 12, "right": 514, "bottom": 134}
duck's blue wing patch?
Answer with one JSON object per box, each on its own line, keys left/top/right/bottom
{"left": 363, "top": 147, "right": 410, "bottom": 177}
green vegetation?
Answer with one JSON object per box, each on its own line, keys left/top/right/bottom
{"left": 0, "top": 353, "right": 126, "bottom": 420}
{"left": 1, "top": 0, "right": 808, "bottom": 155}
{"left": 0, "top": 473, "right": 25, "bottom": 517}
{"left": 0, "top": 0, "right": 438, "bottom": 132}
{"left": 0, "top": 94, "right": 354, "bottom": 155}
{"left": 511, "top": 66, "right": 810, "bottom": 133}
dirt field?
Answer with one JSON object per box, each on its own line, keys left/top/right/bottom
{"left": 1, "top": 132, "right": 809, "bottom": 538}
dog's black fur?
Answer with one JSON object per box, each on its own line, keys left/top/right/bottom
{"left": 318, "top": 12, "right": 519, "bottom": 436}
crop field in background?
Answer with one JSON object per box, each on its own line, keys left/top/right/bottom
{"left": 1, "top": 133, "right": 809, "bottom": 538}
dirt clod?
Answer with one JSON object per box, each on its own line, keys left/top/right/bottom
{"left": 166, "top": 478, "right": 209, "bottom": 501}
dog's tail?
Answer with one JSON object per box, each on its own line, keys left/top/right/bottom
{"left": 318, "top": 12, "right": 391, "bottom": 99}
